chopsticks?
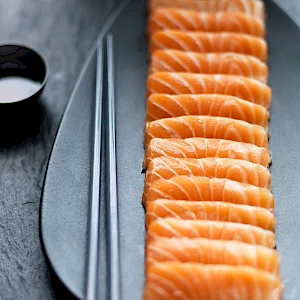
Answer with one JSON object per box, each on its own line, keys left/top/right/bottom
{"left": 86, "top": 34, "right": 121, "bottom": 300}
{"left": 86, "top": 36, "right": 104, "bottom": 300}
{"left": 106, "top": 34, "right": 121, "bottom": 300}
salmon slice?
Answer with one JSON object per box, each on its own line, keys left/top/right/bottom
{"left": 145, "top": 157, "right": 271, "bottom": 193}
{"left": 145, "top": 116, "right": 268, "bottom": 147}
{"left": 146, "top": 94, "right": 269, "bottom": 127}
{"left": 145, "top": 176, "right": 274, "bottom": 210}
{"left": 150, "top": 31, "right": 267, "bottom": 61}
{"left": 146, "top": 238, "right": 280, "bottom": 274}
{"left": 148, "top": 0, "right": 265, "bottom": 20}
{"left": 147, "top": 73, "right": 271, "bottom": 108}
{"left": 147, "top": 219, "right": 275, "bottom": 248}
{"left": 146, "top": 200, "right": 275, "bottom": 230}
{"left": 148, "top": 9, "right": 265, "bottom": 37}
{"left": 144, "top": 138, "right": 271, "bottom": 169}
{"left": 149, "top": 50, "right": 268, "bottom": 83}
{"left": 144, "top": 263, "right": 282, "bottom": 300}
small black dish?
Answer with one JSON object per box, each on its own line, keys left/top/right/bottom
{"left": 0, "top": 43, "right": 48, "bottom": 104}
{"left": 0, "top": 44, "right": 48, "bottom": 143}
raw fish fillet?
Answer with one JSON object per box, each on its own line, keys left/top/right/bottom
{"left": 144, "top": 263, "right": 282, "bottom": 300}
{"left": 147, "top": 218, "right": 275, "bottom": 248}
{"left": 146, "top": 200, "right": 275, "bottom": 230}
{"left": 145, "top": 176, "right": 274, "bottom": 211}
{"left": 144, "top": 138, "right": 271, "bottom": 169}
{"left": 145, "top": 157, "right": 272, "bottom": 193}
{"left": 146, "top": 94, "right": 269, "bottom": 127}
{"left": 149, "top": 50, "right": 268, "bottom": 83}
{"left": 150, "top": 31, "right": 267, "bottom": 61}
{"left": 145, "top": 116, "right": 268, "bottom": 147}
{"left": 146, "top": 237, "right": 279, "bottom": 274}
{"left": 148, "top": 9, "right": 265, "bottom": 37}
{"left": 148, "top": 0, "right": 265, "bottom": 20}
{"left": 147, "top": 73, "right": 271, "bottom": 108}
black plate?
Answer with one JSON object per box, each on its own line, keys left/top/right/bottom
{"left": 41, "top": 1, "right": 300, "bottom": 299}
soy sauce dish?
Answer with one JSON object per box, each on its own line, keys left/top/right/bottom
{"left": 0, "top": 44, "right": 48, "bottom": 106}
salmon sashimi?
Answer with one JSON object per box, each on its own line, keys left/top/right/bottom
{"left": 148, "top": 10, "right": 265, "bottom": 37}
{"left": 144, "top": 138, "right": 271, "bottom": 169}
{"left": 150, "top": 31, "right": 267, "bottom": 61}
{"left": 147, "top": 73, "right": 271, "bottom": 108}
{"left": 146, "top": 238, "right": 280, "bottom": 274}
{"left": 148, "top": 0, "right": 265, "bottom": 20}
{"left": 144, "top": 116, "right": 268, "bottom": 147}
{"left": 144, "top": 263, "right": 282, "bottom": 300}
{"left": 146, "top": 200, "right": 275, "bottom": 230}
{"left": 145, "top": 157, "right": 271, "bottom": 193}
{"left": 146, "top": 94, "right": 269, "bottom": 127}
{"left": 147, "top": 219, "right": 275, "bottom": 248}
{"left": 149, "top": 50, "right": 268, "bottom": 83}
{"left": 145, "top": 176, "right": 274, "bottom": 210}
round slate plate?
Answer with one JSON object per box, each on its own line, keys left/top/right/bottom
{"left": 41, "top": 1, "right": 300, "bottom": 299}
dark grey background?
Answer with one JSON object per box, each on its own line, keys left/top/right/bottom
{"left": 0, "top": 0, "right": 299, "bottom": 300}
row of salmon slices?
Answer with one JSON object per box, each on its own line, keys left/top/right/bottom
{"left": 142, "top": 1, "right": 283, "bottom": 299}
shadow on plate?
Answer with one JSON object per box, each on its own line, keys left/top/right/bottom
{"left": 49, "top": 267, "right": 79, "bottom": 300}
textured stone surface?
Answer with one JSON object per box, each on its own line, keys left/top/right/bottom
{"left": 0, "top": 0, "right": 299, "bottom": 299}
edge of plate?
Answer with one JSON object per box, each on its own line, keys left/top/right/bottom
{"left": 39, "top": 1, "right": 131, "bottom": 298}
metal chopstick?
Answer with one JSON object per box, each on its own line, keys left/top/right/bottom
{"left": 106, "top": 34, "right": 121, "bottom": 300}
{"left": 85, "top": 36, "right": 104, "bottom": 300}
